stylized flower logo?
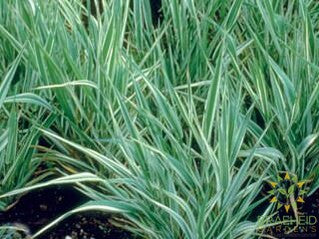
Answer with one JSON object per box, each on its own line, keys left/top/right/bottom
{"left": 268, "top": 172, "right": 308, "bottom": 213}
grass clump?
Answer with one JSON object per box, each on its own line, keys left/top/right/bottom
{"left": 0, "top": 0, "right": 318, "bottom": 238}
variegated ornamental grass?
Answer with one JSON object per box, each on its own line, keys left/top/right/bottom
{"left": 0, "top": 0, "right": 319, "bottom": 238}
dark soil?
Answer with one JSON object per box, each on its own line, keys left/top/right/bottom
{"left": 40, "top": 212, "right": 134, "bottom": 239}
{"left": 0, "top": 186, "right": 137, "bottom": 239}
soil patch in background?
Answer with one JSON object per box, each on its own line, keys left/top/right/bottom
{"left": 0, "top": 186, "right": 137, "bottom": 239}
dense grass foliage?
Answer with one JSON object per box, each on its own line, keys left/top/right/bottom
{"left": 0, "top": 0, "right": 319, "bottom": 238}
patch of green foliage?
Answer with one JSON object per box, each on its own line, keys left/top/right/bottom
{"left": 0, "top": 0, "right": 318, "bottom": 238}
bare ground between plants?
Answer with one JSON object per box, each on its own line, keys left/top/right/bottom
{"left": 0, "top": 186, "right": 137, "bottom": 239}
